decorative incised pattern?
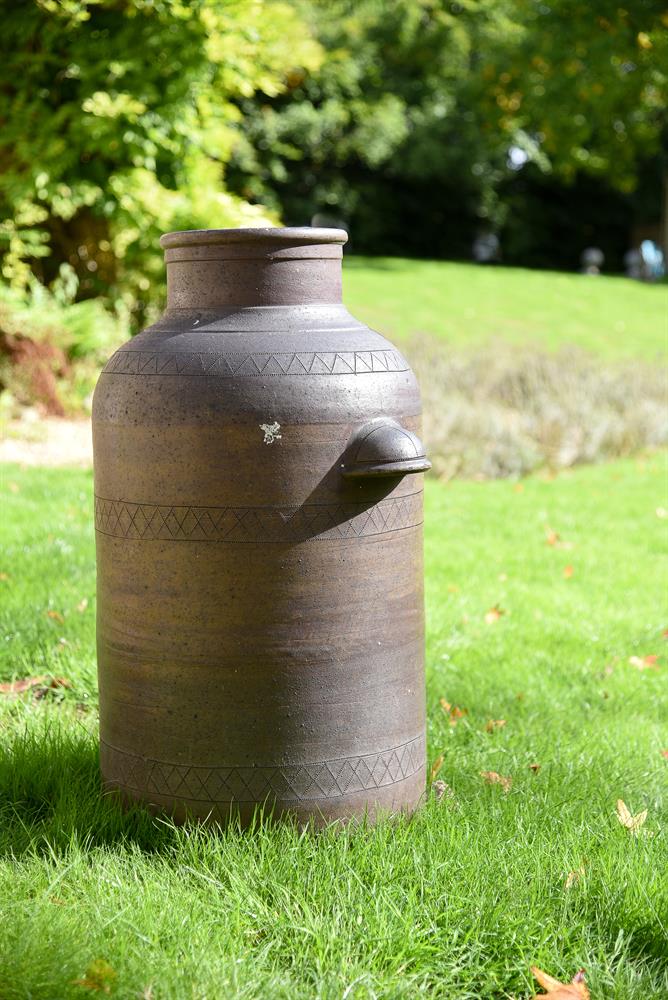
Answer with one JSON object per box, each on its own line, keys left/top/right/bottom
{"left": 100, "top": 735, "right": 425, "bottom": 802}
{"left": 94, "top": 492, "right": 422, "bottom": 542}
{"left": 102, "top": 349, "right": 409, "bottom": 377}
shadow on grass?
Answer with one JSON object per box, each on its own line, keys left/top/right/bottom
{"left": 0, "top": 721, "right": 172, "bottom": 858}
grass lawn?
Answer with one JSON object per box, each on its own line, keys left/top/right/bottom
{"left": 0, "top": 455, "right": 666, "bottom": 999}
{"left": 343, "top": 258, "right": 668, "bottom": 361}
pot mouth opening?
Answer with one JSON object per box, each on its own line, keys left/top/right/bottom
{"left": 160, "top": 227, "right": 348, "bottom": 251}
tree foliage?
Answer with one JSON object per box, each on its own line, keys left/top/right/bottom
{"left": 0, "top": 0, "right": 666, "bottom": 312}
{"left": 227, "top": 0, "right": 667, "bottom": 258}
{"left": 0, "top": 0, "right": 321, "bottom": 317}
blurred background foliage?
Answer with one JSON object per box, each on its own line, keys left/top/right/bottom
{"left": 0, "top": 0, "right": 665, "bottom": 427}
{"left": 229, "top": 0, "right": 667, "bottom": 262}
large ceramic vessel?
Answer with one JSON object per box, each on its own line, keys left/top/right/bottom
{"left": 93, "top": 227, "right": 429, "bottom": 826}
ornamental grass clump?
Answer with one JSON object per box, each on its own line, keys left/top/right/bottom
{"left": 411, "top": 337, "right": 668, "bottom": 479}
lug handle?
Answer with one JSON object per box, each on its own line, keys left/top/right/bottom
{"left": 342, "top": 419, "right": 431, "bottom": 479}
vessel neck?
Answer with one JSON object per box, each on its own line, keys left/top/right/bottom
{"left": 161, "top": 228, "right": 347, "bottom": 309}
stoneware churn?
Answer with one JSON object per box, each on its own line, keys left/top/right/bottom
{"left": 93, "top": 227, "right": 430, "bottom": 826}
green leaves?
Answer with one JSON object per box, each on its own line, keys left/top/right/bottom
{"left": 0, "top": 0, "right": 322, "bottom": 314}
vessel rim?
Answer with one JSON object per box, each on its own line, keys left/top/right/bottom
{"left": 160, "top": 227, "right": 348, "bottom": 250}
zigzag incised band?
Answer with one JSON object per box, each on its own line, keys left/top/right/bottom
{"left": 94, "top": 492, "right": 423, "bottom": 542}
{"left": 100, "top": 734, "right": 426, "bottom": 803}
{"left": 102, "top": 348, "right": 409, "bottom": 377}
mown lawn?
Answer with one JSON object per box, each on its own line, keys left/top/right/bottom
{"left": 0, "top": 455, "right": 666, "bottom": 999}
{"left": 343, "top": 258, "right": 668, "bottom": 361}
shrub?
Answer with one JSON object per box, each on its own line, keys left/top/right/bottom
{"left": 410, "top": 337, "right": 668, "bottom": 479}
{"left": 0, "top": 276, "right": 125, "bottom": 416}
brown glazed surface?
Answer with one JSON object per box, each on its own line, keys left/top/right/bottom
{"left": 93, "top": 227, "right": 428, "bottom": 826}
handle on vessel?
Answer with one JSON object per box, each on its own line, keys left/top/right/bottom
{"left": 342, "top": 419, "right": 431, "bottom": 479}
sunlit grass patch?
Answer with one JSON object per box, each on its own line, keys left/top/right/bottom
{"left": 0, "top": 458, "right": 666, "bottom": 998}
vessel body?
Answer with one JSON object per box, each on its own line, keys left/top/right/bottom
{"left": 93, "top": 228, "right": 428, "bottom": 825}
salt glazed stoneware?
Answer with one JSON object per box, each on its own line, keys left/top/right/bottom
{"left": 92, "top": 227, "right": 430, "bottom": 826}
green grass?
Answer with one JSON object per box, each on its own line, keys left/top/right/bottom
{"left": 343, "top": 258, "right": 668, "bottom": 361}
{"left": 0, "top": 457, "right": 666, "bottom": 999}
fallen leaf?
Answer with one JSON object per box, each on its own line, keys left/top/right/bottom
{"left": 528, "top": 762, "right": 541, "bottom": 773}
{"left": 660, "top": 749, "right": 668, "bottom": 759}
{"left": 0, "top": 573, "right": 9, "bottom": 582}
{"left": 485, "top": 719, "right": 507, "bottom": 732}
{"left": 629, "top": 654, "right": 659, "bottom": 671}
{"left": 530, "top": 966, "right": 589, "bottom": 999}
{"left": 563, "top": 565, "right": 574, "bottom": 579}
{"left": 484, "top": 605, "right": 505, "bottom": 624}
{"left": 616, "top": 798, "right": 648, "bottom": 835}
{"left": 564, "top": 866, "right": 585, "bottom": 889}
{"left": 429, "top": 755, "right": 444, "bottom": 782}
{"left": 545, "top": 526, "right": 573, "bottom": 550}
{"left": 33, "top": 676, "right": 72, "bottom": 700}
{"left": 432, "top": 779, "right": 456, "bottom": 803}
{"left": 0, "top": 675, "right": 71, "bottom": 697}
{"left": 480, "top": 770, "right": 512, "bottom": 792}
{"left": 662, "top": 629, "right": 668, "bottom": 640}
{"left": 513, "top": 482, "right": 524, "bottom": 493}
{"left": 0, "top": 675, "right": 49, "bottom": 694}
{"left": 73, "top": 959, "right": 117, "bottom": 993}
{"left": 76, "top": 598, "right": 89, "bottom": 613}
{"left": 447, "top": 583, "right": 460, "bottom": 593}
{"left": 46, "top": 609, "right": 64, "bottom": 623}
{"left": 440, "top": 699, "right": 467, "bottom": 725}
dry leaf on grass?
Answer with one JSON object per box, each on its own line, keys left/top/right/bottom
{"left": 528, "top": 762, "right": 541, "bottom": 773}
{"left": 545, "top": 527, "right": 573, "bottom": 550}
{"left": 485, "top": 719, "right": 506, "bottom": 732}
{"left": 628, "top": 654, "right": 659, "bottom": 671}
{"left": 661, "top": 749, "right": 668, "bottom": 760}
{"left": 0, "top": 675, "right": 71, "bottom": 696}
{"left": 530, "top": 966, "right": 589, "bottom": 999}
{"left": 0, "top": 573, "right": 9, "bottom": 582}
{"left": 440, "top": 698, "right": 468, "bottom": 725}
{"left": 431, "top": 779, "right": 456, "bottom": 804}
{"left": 0, "top": 675, "right": 49, "bottom": 694}
{"left": 484, "top": 605, "right": 505, "bottom": 624}
{"left": 73, "top": 958, "right": 117, "bottom": 993}
{"left": 564, "top": 866, "right": 585, "bottom": 889}
{"left": 429, "top": 755, "right": 444, "bottom": 782}
{"left": 480, "top": 770, "right": 512, "bottom": 792}
{"left": 616, "top": 799, "right": 649, "bottom": 836}
{"left": 46, "top": 609, "right": 64, "bottom": 623}
{"left": 545, "top": 527, "right": 560, "bottom": 546}
{"left": 76, "top": 598, "right": 89, "bottom": 613}
{"left": 563, "top": 565, "right": 574, "bottom": 579}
